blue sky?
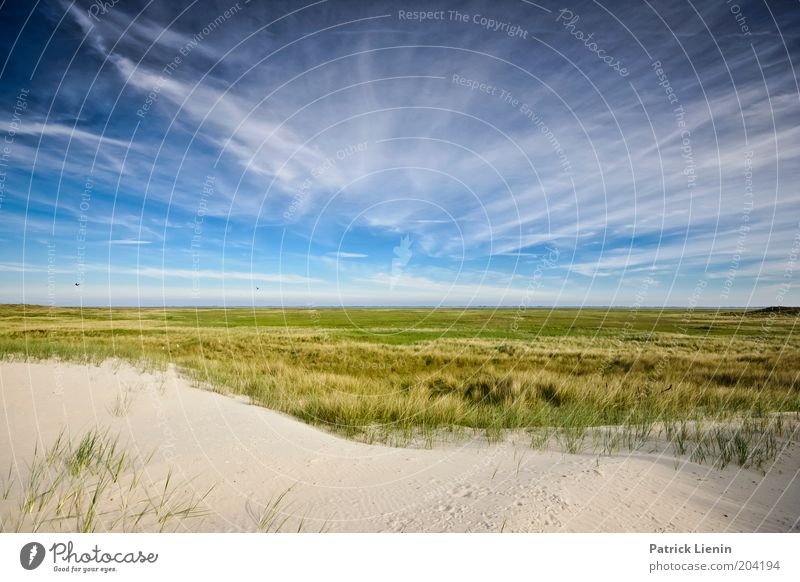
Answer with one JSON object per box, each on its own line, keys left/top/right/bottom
{"left": 0, "top": 0, "right": 798, "bottom": 307}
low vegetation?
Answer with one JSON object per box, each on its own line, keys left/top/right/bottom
{"left": 1, "top": 305, "right": 798, "bottom": 463}
{"left": 0, "top": 428, "right": 212, "bottom": 532}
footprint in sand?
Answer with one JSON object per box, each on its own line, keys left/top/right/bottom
{"left": 451, "top": 484, "right": 474, "bottom": 498}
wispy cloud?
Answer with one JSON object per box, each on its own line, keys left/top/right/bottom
{"left": 0, "top": 0, "right": 797, "bottom": 306}
{"left": 109, "top": 239, "right": 151, "bottom": 245}
{"left": 327, "top": 251, "right": 368, "bottom": 259}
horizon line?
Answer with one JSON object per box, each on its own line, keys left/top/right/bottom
{"left": 3, "top": 303, "right": 797, "bottom": 311}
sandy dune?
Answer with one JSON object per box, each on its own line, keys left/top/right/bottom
{"left": 1, "top": 360, "right": 798, "bottom": 532}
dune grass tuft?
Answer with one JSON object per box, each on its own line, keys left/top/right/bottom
{"left": 1, "top": 428, "right": 211, "bottom": 533}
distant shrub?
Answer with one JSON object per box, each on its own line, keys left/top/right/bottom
{"left": 535, "top": 381, "right": 564, "bottom": 407}
{"left": 713, "top": 371, "right": 740, "bottom": 387}
{"left": 426, "top": 376, "right": 458, "bottom": 397}
{"left": 607, "top": 357, "right": 633, "bottom": 373}
{"left": 463, "top": 374, "right": 518, "bottom": 404}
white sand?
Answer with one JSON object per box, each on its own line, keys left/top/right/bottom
{"left": 1, "top": 360, "right": 798, "bottom": 532}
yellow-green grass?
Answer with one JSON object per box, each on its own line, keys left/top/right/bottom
{"left": 1, "top": 304, "right": 798, "bottom": 444}
{"left": 1, "top": 428, "right": 211, "bottom": 532}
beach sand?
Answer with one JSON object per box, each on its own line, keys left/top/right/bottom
{"left": 1, "top": 360, "right": 797, "bottom": 532}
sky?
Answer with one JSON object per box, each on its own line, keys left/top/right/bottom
{"left": 0, "top": 0, "right": 798, "bottom": 307}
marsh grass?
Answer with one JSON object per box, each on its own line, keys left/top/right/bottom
{"left": 682, "top": 417, "right": 784, "bottom": 470}
{"left": 1, "top": 428, "right": 211, "bottom": 532}
{"left": 527, "top": 412, "right": 798, "bottom": 472}
{"left": 2, "top": 305, "right": 798, "bottom": 468}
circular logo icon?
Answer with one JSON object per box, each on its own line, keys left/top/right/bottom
{"left": 20, "top": 542, "right": 46, "bottom": 570}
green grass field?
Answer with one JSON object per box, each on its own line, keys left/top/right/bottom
{"left": 1, "top": 304, "right": 798, "bottom": 444}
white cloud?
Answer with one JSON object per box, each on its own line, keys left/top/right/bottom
{"left": 326, "top": 251, "right": 368, "bottom": 259}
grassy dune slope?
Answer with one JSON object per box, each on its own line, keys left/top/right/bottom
{"left": 1, "top": 305, "right": 798, "bottom": 442}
